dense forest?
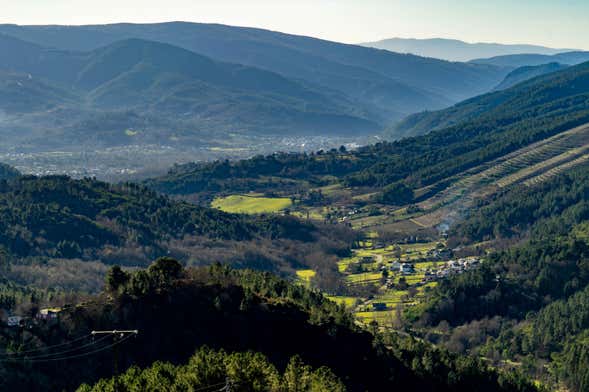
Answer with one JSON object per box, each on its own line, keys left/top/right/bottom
{"left": 0, "top": 259, "right": 536, "bottom": 392}
{"left": 0, "top": 175, "right": 356, "bottom": 296}
{"left": 78, "top": 347, "right": 346, "bottom": 392}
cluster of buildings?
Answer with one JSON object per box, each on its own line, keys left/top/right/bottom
{"left": 423, "top": 257, "right": 481, "bottom": 282}
{"left": 2, "top": 307, "right": 62, "bottom": 328}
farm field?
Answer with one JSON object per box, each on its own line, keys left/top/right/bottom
{"left": 211, "top": 194, "right": 292, "bottom": 214}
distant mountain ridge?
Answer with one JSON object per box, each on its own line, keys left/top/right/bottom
{"left": 494, "top": 62, "right": 569, "bottom": 91}
{"left": 0, "top": 23, "right": 511, "bottom": 124}
{"left": 360, "top": 37, "right": 572, "bottom": 62}
{"left": 0, "top": 33, "right": 382, "bottom": 145}
{"left": 470, "top": 51, "right": 589, "bottom": 68}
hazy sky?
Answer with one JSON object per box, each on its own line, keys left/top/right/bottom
{"left": 1, "top": 0, "right": 588, "bottom": 49}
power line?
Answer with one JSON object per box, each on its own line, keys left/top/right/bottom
{"left": 0, "top": 333, "right": 135, "bottom": 363}
{"left": 90, "top": 330, "right": 139, "bottom": 392}
{"left": 9, "top": 334, "right": 111, "bottom": 361}
{"left": 0, "top": 333, "right": 94, "bottom": 357}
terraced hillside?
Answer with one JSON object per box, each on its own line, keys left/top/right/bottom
{"left": 410, "top": 122, "right": 589, "bottom": 227}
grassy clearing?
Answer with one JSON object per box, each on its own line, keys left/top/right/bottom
{"left": 212, "top": 195, "right": 292, "bottom": 214}
{"left": 326, "top": 296, "right": 358, "bottom": 308}
{"left": 355, "top": 311, "right": 398, "bottom": 323}
{"left": 295, "top": 269, "right": 316, "bottom": 288}
{"left": 296, "top": 269, "right": 316, "bottom": 281}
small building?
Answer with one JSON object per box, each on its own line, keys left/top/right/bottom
{"left": 389, "top": 261, "right": 401, "bottom": 271}
{"left": 400, "top": 263, "right": 415, "bottom": 274}
{"left": 360, "top": 256, "right": 374, "bottom": 264}
{"left": 37, "top": 308, "right": 62, "bottom": 321}
{"left": 7, "top": 316, "right": 23, "bottom": 327}
{"left": 372, "top": 302, "right": 387, "bottom": 311}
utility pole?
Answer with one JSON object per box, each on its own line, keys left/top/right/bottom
{"left": 91, "top": 330, "right": 139, "bottom": 392}
{"left": 223, "top": 377, "right": 233, "bottom": 392}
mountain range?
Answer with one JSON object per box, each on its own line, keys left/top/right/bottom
{"left": 470, "top": 50, "right": 589, "bottom": 67}
{"left": 0, "top": 22, "right": 515, "bottom": 149}
{"left": 360, "top": 37, "right": 572, "bottom": 62}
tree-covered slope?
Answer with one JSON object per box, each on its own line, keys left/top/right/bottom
{"left": 392, "top": 60, "right": 589, "bottom": 138}
{"left": 0, "top": 35, "right": 379, "bottom": 138}
{"left": 0, "top": 175, "right": 353, "bottom": 278}
{"left": 0, "top": 260, "right": 536, "bottom": 392}
{"left": 493, "top": 62, "right": 569, "bottom": 91}
{"left": 411, "top": 162, "right": 589, "bottom": 391}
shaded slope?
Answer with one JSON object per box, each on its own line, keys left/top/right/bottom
{"left": 393, "top": 61, "right": 589, "bottom": 137}
{"left": 0, "top": 70, "right": 78, "bottom": 112}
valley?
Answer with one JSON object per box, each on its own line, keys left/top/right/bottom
{"left": 0, "top": 12, "right": 588, "bottom": 392}
{"left": 0, "top": 134, "right": 368, "bottom": 181}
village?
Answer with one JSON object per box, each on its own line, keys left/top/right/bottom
{"left": 307, "top": 238, "right": 485, "bottom": 327}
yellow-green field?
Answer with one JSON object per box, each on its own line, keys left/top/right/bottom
{"left": 295, "top": 269, "right": 316, "bottom": 287}
{"left": 212, "top": 195, "right": 292, "bottom": 214}
{"left": 345, "top": 272, "right": 382, "bottom": 283}
{"left": 326, "top": 296, "right": 358, "bottom": 308}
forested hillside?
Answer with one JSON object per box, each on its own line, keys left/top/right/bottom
{"left": 0, "top": 34, "right": 379, "bottom": 145}
{"left": 493, "top": 62, "right": 568, "bottom": 91}
{"left": 0, "top": 259, "right": 536, "bottom": 392}
{"left": 0, "top": 175, "right": 354, "bottom": 294}
{"left": 150, "top": 61, "right": 589, "bottom": 206}
{"left": 392, "top": 60, "right": 589, "bottom": 137}
{"left": 0, "top": 22, "right": 512, "bottom": 121}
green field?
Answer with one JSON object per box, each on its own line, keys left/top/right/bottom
{"left": 212, "top": 195, "right": 292, "bottom": 214}
{"left": 295, "top": 269, "right": 316, "bottom": 287}
{"left": 326, "top": 296, "right": 358, "bottom": 308}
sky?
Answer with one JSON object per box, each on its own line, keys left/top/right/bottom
{"left": 0, "top": 0, "right": 587, "bottom": 50}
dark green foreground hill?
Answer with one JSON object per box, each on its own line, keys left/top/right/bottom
{"left": 0, "top": 260, "right": 536, "bottom": 391}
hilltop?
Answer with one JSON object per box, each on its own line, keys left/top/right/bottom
{"left": 360, "top": 37, "right": 570, "bottom": 62}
